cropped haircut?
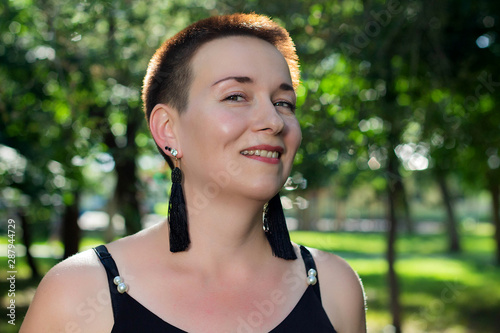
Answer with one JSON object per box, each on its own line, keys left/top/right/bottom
{"left": 142, "top": 13, "right": 300, "bottom": 166}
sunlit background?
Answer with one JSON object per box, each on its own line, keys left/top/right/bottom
{"left": 1, "top": 0, "right": 500, "bottom": 332}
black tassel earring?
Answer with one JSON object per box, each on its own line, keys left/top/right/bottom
{"left": 264, "top": 192, "right": 297, "bottom": 260}
{"left": 165, "top": 146, "right": 190, "bottom": 252}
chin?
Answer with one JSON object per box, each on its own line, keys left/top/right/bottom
{"left": 245, "top": 180, "right": 286, "bottom": 200}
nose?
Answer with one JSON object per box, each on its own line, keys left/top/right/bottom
{"left": 254, "top": 99, "right": 285, "bottom": 135}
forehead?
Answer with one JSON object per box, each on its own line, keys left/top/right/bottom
{"left": 189, "top": 36, "right": 293, "bottom": 87}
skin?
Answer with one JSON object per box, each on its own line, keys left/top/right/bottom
{"left": 20, "top": 36, "right": 366, "bottom": 333}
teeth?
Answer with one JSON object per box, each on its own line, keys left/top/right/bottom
{"left": 241, "top": 149, "right": 280, "bottom": 158}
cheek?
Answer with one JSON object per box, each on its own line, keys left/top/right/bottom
{"left": 182, "top": 109, "right": 248, "bottom": 159}
{"left": 205, "top": 111, "right": 248, "bottom": 142}
{"left": 286, "top": 119, "right": 302, "bottom": 152}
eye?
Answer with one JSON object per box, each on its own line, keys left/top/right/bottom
{"left": 224, "top": 94, "right": 245, "bottom": 102}
{"left": 274, "top": 101, "right": 296, "bottom": 112}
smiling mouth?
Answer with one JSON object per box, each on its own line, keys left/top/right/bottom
{"left": 240, "top": 149, "right": 281, "bottom": 159}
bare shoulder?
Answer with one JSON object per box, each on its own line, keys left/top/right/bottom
{"left": 20, "top": 248, "right": 113, "bottom": 333}
{"left": 309, "top": 247, "right": 367, "bottom": 333}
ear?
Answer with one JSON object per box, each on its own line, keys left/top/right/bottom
{"left": 149, "top": 103, "right": 183, "bottom": 158}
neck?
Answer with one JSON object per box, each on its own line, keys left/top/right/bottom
{"left": 165, "top": 186, "right": 276, "bottom": 275}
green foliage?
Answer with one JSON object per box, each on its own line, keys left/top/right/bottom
{"left": 2, "top": 0, "right": 498, "bottom": 221}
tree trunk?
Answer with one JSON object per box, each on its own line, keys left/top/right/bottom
{"left": 103, "top": 109, "right": 142, "bottom": 236}
{"left": 396, "top": 179, "right": 414, "bottom": 234}
{"left": 298, "top": 189, "right": 318, "bottom": 230}
{"left": 387, "top": 151, "right": 402, "bottom": 333}
{"left": 490, "top": 183, "right": 500, "bottom": 266}
{"left": 104, "top": 189, "right": 119, "bottom": 243}
{"left": 18, "top": 209, "right": 40, "bottom": 279}
{"left": 105, "top": 5, "right": 142, "bottom": 236}
{"left": 436, "top": 173, "right": 461, "bottom": 253}
{"left": 114, "top": 158, "right": 142, "bottom": 235}
{"left": 334, "top": 198, "right": 346, "bottom": 231}
{"left": 62, "top": 191, "right": 81, "bottom": 259}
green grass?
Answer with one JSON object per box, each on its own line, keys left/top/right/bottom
{"left": 1, "top": 228, "right": 499, "bottom": 333}
{"left": 290, "top": 227, "right": 500, "bottom": 333}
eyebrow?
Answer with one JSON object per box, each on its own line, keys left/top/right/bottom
{"left": 212, "top": 76, "right": 253, "bottom": 86}
{"left": 212, "top": 76, "right": 295, "bottom": 93}
{"left": 279, "top": 83, "right": 294, "bottom": 92}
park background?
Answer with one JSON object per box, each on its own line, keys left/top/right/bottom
{"left": 1, "top": 0, "right": 500, "bottom": 332}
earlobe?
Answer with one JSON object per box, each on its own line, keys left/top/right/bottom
{"left": 149, "top": 103, "right": 181, "bottom": 157}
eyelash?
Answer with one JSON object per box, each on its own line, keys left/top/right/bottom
{"left": 274, "top": 101, "right": 297, "bottom": 112}
{"left": 224, "top": 95, "right": 296, "bottom": 112}
{"left": 224, "top": 94, "right": 245, "bottom": 102}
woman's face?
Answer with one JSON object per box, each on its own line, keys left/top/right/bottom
{"left": 177, "top": 36, "right": 302, "bottom": 201}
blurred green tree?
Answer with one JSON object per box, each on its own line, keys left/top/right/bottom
{"left": 1, "top": 1, "right": 499, "bottom": 331}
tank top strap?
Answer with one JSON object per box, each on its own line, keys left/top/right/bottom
{"left": 93, "top": 245, "right": 123, "bottom": 319}
{"left": 299, "top": 245, "right": 322, "bottom": 303}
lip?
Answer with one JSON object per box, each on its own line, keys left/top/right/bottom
{"left": 240, "top": 145, "right": 284, "bottom": 165}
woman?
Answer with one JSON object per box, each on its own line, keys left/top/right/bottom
{"left": 21, "top": 13, "right": 366, "bottom": 332}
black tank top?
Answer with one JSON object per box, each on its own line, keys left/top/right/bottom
{"left": 94, "top": 245, "right": 337, "bottom": 332}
